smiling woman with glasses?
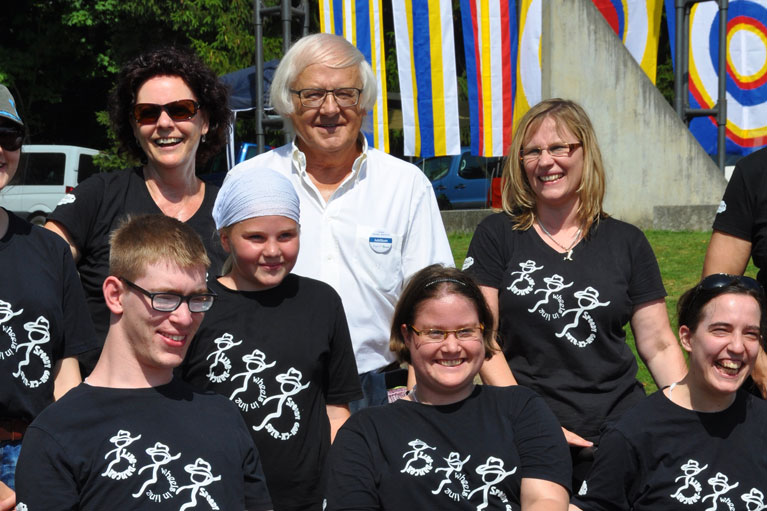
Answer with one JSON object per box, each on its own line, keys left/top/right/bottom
{"left": 572, "top": 274, "right": 767, "bottom": 510}
{"left": 463, "top": 98, "right": 688, "bottom": 488}
{"left": 324, "top": 264, "right": 572, "bottom": 510}
{"left": 42, "top": 47, "right": 233, "bottom": 375}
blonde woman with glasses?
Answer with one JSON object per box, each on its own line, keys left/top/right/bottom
{"left": 463, "top": 98, "right": 687, "bottom": 488}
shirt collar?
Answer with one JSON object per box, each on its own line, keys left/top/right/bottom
{"left": 290, "top": 135, "right": 369, "bottom": 181}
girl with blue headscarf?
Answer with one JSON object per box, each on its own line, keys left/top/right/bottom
{"left": 180, "top": 168, "right": 362, "bottom": 511}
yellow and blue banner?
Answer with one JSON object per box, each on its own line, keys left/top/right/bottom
{"left": 592, "top": 0, "right": 664, "bottom": 83}
{"left": 460, "top": 0, "right": 517, "bottom": 157}
{"left": 666, "top": 0, "right": 767, "bottom": 155}
{"left": 513, "top": 0, "right": 542, "bottom": 130}
{"left": 392, "top": 0, "right": 461, "bottom": 157}
{"left": 319, "top": 0, "right": 389, "bottom": 152}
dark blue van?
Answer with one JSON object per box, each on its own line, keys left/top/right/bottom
{"left": 417, "top": 148, "right": 504, "bottom": 210}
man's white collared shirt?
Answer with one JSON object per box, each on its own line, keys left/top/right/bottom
{"left": 227, "top": 139, "right": 454, "bottom": 373}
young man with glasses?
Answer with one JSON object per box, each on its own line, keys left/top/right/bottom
{"left": 14, "top": 214, "right": 273, "bottom": 511}
{"left": 226, "top": 33, "right": 454, "bottom": 411}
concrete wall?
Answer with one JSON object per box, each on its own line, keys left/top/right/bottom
{"left": 541, "top": 0, "right": 726, "bottom": 229}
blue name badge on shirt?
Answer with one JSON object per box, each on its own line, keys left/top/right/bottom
{"left": 369, "top": 232, "right": 393, "bottom": 254}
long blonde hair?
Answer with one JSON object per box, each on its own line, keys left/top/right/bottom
{"left": 502, "top": 98, "right": 607, "bottom": 234}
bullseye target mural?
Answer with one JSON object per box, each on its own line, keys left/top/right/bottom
{"left": 684, "top": 0, "right": 767, "bottom": 155}
{"left": 592, "top": 0, "right": 664, "bottom": 83}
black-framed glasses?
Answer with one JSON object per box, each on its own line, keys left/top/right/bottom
{"left": 132, "top": 99, "right": 200, "bottom": 125}
{"left": 0, "top": 126, "right": 23, "bottom": 151}
{"left": 121, "top": 278, "right": 216, "bottom": 313}
{"left": 696, "top": 274, "right": 763, "bottom": 295}
{"left": 407, "top": 324, "right": 484, "bottom": 343}
{"left": 290, "top": 88, "right": 362, "bottom": 108}
{"left": 520, "top": 142, "right": 582, "bottom": 164}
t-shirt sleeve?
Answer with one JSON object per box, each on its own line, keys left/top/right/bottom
{"left": 59, "top": 242, "right": 98, "bottom": 358}
{"left": 627, "top": 228, "right": 667, "bottom": 306}
{"left": 242, "top": 438, "right": 273, "bottom": 511}
{"left": 570, "top": 427, "right": 638, "bottom": 510}
{"left": 47, "top": 173, "right": 106, "bottom": 252}
{"left": 324, "top": 415, "right": 380, "bottom": 511}
{"left": 325, "top": 293, "right": 363, "bottom": 404}
{"left": 464, "top": 214, "right": 510, "bottom": 288}
{"left": 15, "top": 426, "right": 80, "bottom": 510}
{"left": 511, "top": 390, "right": 572, "bottom": 493}
{"left": 712, "top": 162, "right": 753, "bottom": 240}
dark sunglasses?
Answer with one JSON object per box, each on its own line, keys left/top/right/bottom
{"left": 132, "top": 99, "right": 200, "bottom": 125}
{"left": 0, "top": 126, "right": 23, "bottom": 151}
{"left": 697, "top": 273, "right": 763, "bottom": 294}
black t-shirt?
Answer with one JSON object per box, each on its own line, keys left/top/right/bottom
{"left": 325, "top": 385, "right": 571, "bottom": 510}
{"left": 47, "top": 168, "right": 226, "bottom": 356}
{"left": 712, "top": 147, "right": 767, "bottom": 289}
{"left": 572, "top": 389, "right": 767, "bottom": 510}
{"left": 180, "top": 274, "right": 362, "bottom": 511}
{"left": 464, "top": 214, "right": 664, "bottom": 440}
{"left": 15, "top": 378, "right": 273, "bottom": 510}
{"left": 0, "top": 210, "right": 96, "bottom": 422}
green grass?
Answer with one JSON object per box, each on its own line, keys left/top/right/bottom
{"left": 448, "top": 229, "right": 758, "bottom": 394}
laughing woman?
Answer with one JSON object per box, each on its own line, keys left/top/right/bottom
{"left": 45, "top": 48, "right": 230, "bottom": 374}
{"left": 325, "top": 265, "right": 571, "bottom": 511}
{"left": 572, "top": 274, "right": 767, "bottom": 510}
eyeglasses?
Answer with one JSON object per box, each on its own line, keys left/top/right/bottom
{"left": 121, "top": 278, "right": 217, "bottom": 313}
{"left": 290, "top": 88, "right": 362, "bottom": 108}
{"left": 407, "top": 324, "right": 484, "bottom": 343}
{"left": 0, "top": 126, "right": 23, "bottom": 151}
{"left": 520, "top": 142, "right": 582, "bottom": 164}
{"left": 132, "top": 99, "right": 200, "bottom": 125}
{"left": 696, "top": 274, "right": 763, "bottom": 295}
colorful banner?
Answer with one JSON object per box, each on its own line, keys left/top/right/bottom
{"left": 592, "top": 0, "right": 663, "bottom": 83}
{"left": 319, "top": 0, "right": 389, "bottom": 152}
{"left": 666, "top": 0, "right": 767, "bottom": 155}
{"left": 513, "top": 0, "right": 542, "bottom": 130}
{"left": 392, "top": 0, "right": 461, "bottom": 157}
{"left": 459, "top": 0, "right": 517, "bottom": 157}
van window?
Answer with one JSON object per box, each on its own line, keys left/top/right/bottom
{"left": 458, "top": 154, "right": 487, "bottom": 180}
{"left": 422, "top": 156, "right": 452, "bottom": 181}
{"left": 12, "top": 152, "right": 66, "bottom": 186}
{"left": 78, "top": 154, "right": 98, "bottom": 183}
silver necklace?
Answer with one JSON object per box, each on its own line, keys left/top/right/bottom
{"left": 537, "top": 219, "right": 582, "bottom": 261}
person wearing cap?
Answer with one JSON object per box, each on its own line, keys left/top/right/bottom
{"left": 225, "top": 33, "right": 454, "bottom": 411}
{"left": 0, "top": 84, "right": 97, "bottom": 505}
{"left": 15, "top": 214, "right": 273, "bottom": 510}
{"left": 180, "top": 168, "right": 362, "bottom": 511}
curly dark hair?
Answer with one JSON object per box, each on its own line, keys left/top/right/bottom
{"left": 109, "top": 47, "right": 232, "bottom": 165}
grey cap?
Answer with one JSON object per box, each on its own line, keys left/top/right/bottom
{"left": 0, "top": 85, "right": 23, "bottom": 127}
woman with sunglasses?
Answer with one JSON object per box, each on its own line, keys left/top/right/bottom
{"left": 463, "top": 99, "right": 687, "bottom": 487}
{"left": 571, "top": 274, "right": 767, "bottom": 510}
{"left": 0, "top": 85, "right": 96, "bottom": 506}
{"left": 44, "top": 48, "right": 231, "bottom": 374}
{"left": 325, "top": 265, "right": 572, "bottom": 510}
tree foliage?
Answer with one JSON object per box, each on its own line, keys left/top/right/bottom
{"left": 0, "top": 0, "right": 290, "bottom": 159}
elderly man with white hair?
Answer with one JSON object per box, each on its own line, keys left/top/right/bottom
{"left": 227, "top": 33, "right": 454, "bottom": 410}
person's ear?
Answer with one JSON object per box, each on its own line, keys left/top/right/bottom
{"left": 402, "top": 324, "right": 414, "bottom": 346}
{"left": 219, "top": 229, "right": 232, "bottom": 254}
{"left": 679, "top": 325, "right": 693, "bottom": 354}
{"left": 103, "top": 276, "right": 125, "bottom": 315}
